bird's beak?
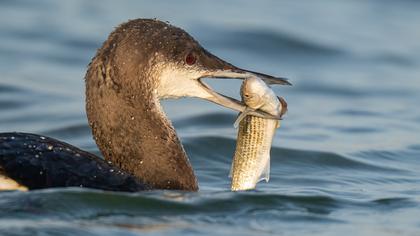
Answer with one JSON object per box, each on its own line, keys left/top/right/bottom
{"left": 196, "top": 64, "right": 291, "bottom": 120}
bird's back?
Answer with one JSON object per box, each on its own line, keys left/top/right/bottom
{"left": 0, "top": 132, "right": 150, "bottom": 192}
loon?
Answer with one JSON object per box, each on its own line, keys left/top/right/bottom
{"left": 0, "top": 19, "right": 290, "bottom": 192}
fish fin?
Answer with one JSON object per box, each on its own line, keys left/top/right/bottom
{"left": 233, "top": 107, "right": 254, "bottom": 128}
{"left": 258, "top": 157, "right": 270, "bottom": 183}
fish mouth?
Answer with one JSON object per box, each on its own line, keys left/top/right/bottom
{"left": 196, "top": 67, "right": 290, "bottom": 119}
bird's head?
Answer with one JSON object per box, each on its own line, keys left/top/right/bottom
{"left": 93, "top": 19, "right": 290, "bottom": 119}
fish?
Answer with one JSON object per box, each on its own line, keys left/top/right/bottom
{"left": 230, "top": 76, "right": 287, "bottom": 191}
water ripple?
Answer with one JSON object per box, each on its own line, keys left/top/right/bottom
{"left": 174, "top": 113, "right": 236, "bottom": 128}
{"left": 43, "top": 123, "right": 91, "bottom": 138}
{"left": 199, "top": 27, "right": 344, "bottom": 57}
{"left": 184, "top": 136, "right": 404, "bottom": 174}
{"left": 0, "top": 83, "right": 26, "bottom": 93}
{"left": 0, "top": 100, "right": 28, "bottom": 110}
{"left": 334, "top": 109, "right": 382, "bottom": 117}
{"left": 0, "top": 188, "right": 340, "bottom": 219}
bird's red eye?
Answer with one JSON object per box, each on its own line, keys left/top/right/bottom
{"left": 185, "top": 53, "right": 196, "bottom": 65}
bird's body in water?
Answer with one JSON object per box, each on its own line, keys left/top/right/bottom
{"left": 0, "top": 19, "right": 290, "bottom": 192}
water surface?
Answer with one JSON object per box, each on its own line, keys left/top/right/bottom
{"left": 1, "top": 0, "right": 420, "bottom": 235}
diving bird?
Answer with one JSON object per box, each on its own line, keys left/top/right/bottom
{"left": 0, "top": 19, "right": 290, "bottom": 192}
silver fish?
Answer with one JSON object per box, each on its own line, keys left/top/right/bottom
{"left": 230, "top": 76, "right": 286, "bottom": 191}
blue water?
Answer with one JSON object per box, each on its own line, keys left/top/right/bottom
{"left": 1, "top": 0, "right": 420, "bottom": 235}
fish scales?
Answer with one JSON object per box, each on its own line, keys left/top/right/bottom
{"left": 231, "top": 116, "right": 278, "bottom": 191}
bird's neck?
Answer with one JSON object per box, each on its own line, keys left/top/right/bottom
{"left": 86, "top": 81, "right": 198, "bottom": 191}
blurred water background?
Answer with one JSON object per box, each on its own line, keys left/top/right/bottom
{"left": 1, "top": 0, "right": 420, "bottom": 235}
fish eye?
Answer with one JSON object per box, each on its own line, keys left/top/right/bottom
{"left": 185, "top": 52, "right": 197, "bottom": 65}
